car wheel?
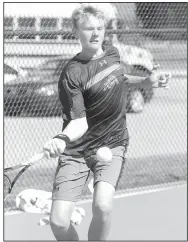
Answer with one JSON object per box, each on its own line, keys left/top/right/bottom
{"left": 127, "top": 89, "right": 145, "bottom": 113}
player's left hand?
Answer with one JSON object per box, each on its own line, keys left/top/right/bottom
{"left": 149, "top": 64, "right": 171, "bottom": 89}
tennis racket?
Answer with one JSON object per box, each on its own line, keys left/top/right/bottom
{"left": 4, "top": 152, "right": 46, "bottom": 201}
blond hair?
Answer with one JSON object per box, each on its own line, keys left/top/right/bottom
{"left": 72, "top": 3, "right": 117, "bottom": 28}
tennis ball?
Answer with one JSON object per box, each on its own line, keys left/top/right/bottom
{"left": 96, "top": 147, "right": 113, "bottom": 162}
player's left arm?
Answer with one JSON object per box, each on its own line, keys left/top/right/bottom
{"left": 123, "top": 64, "right": 171, "bottom": 89}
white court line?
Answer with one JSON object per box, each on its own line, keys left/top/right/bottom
{"left": 5, "top": 181, "right": 187, "bottom": 215}
{"left": 78, "top": 181, "right": 187, "bottom": 204}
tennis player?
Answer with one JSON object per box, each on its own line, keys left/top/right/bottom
{"left": 43, "top": 4, "right": 170, "bottom": 240}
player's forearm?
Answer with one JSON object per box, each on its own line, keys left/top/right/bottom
{"left": 124, "top": 74, "right": 147, "bottom": 84}
{"left": 124, "top": 74, "right": 152, "bottom": 88}
{"left": 45, "top": 118, "right": 88, "bottom": 157}
{"left": 61, "top": 117, "right": 88, "bottom": 142}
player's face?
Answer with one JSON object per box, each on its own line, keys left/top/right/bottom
{"left": 75, "top": 15, "right": 105, "bottom": 52}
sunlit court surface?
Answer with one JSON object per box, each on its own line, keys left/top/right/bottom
{"left": 3, "top": 2, "right": 187, "bottom": 241}
{"left": 4, "top": 182, "right": 187, "bottom": 240}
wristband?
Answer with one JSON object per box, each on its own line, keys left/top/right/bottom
{"left": 53, "top": 134, "right": 71, "bottom": 145}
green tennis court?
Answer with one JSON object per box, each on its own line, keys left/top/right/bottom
{"left": 4, "top": 182, "right": 187, "bottom": 240}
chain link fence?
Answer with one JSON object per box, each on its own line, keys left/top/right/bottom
{"left": 4, "top": 3, "right": 187, "bottom": 210}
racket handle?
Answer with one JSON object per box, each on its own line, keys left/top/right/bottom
{"left": 27, "top": 152, "right": 46, "bottom": 165}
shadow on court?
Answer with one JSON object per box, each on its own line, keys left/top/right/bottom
{"left": 4, "top": 184, "right": 187, "bottom": 240}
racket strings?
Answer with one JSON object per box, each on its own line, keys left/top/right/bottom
{"left": 4, "top": 165, "right": 31, "bottom": 201}
{"left": 4, "top": 175, "right": 11, "bottom": 199}
{"left": 3, "top": 152, "right": 45, "bottom": 201}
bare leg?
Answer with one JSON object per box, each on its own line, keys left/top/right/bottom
{"left": 88, "top": 181, "right": 115, "bottom": 240}
{"left": 50, "top": 200, "right": 79, "bottom": 241}
{"left": 51, "top": 223, "right": 79, "bottom": 241}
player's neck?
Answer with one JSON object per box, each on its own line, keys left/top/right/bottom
{"left": 79, "top": 47, "right": 104, "bottom": 60}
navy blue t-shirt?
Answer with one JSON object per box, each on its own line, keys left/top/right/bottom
{"left": 58, "top": 44, "right": 129, "bottom": 157}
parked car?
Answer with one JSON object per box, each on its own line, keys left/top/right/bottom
{"left": 4, "top": 63, "right": 27, "bottom": 84}
{"left": 4, "top": 57, "right": 69, "bottom": 116}
{"left": 4, "top": 51, "right": 154, "bottom": 117}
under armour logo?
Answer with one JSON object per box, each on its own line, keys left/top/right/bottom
{"left": 99, "top": 60, "right": 107, "bottom": 66}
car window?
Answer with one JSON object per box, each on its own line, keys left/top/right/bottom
{"left": 39, "top": 59, "right": 61, "bottom": 70}
{"left": 36, "top": 59, "right": 69, "bottom": 74}
{"left": 25, "top": 60, "right": 61, "bottom": 78}
{"left": 25, "top": 58, "right": 69, "bottom": 81}
{"left": 38, "top": 59, "right": 69, "bottom": 74}
{"left": 4, "top": 64, "right": 18, "bottom": 75}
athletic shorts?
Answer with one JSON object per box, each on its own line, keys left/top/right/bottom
{"left": 52, "top": 145, "right": 128, "bottom": 202}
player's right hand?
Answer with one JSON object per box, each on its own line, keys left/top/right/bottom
{"left": 149, "top": 64, "right": 171, "bottom": 89}
{"left": 43, "top": 138, "right": 66, "bottom": 158}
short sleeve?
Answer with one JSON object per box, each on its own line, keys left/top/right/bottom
{"left": 104, "top": 44, "right": 121, "bottom": 62}
{"left": 58, "top": 66, "right": 86, "bottom": 121}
